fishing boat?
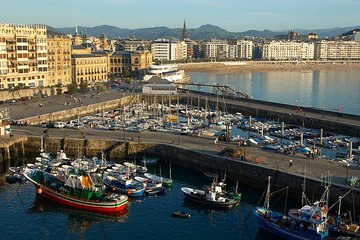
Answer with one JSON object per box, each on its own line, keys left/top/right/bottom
{"left": 172, "top": 211, "right": 191, "bottom": 218}
{"left": 253, "top": 176, "right": 329, "bottom": 240}
{"left": 144, "top": 173, "right": 172, "bottom": 188}
{"left": 103, "top": 174, "right": 145, "bottom": 197}
{"left": 181, "top": 181, "right": 241, "bottom": 209}
{"left": 23, "top": 167, "right": 128, "bottom": 213}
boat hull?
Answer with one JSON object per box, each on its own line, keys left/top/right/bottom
{"left": 35, "top": 184, "right": 128, "bottom": 213}
{"left": 24, "top": 171, "right": 128, "bottom": 213}
{"left": 106, "top": 184, "right": 145, "bottom": 197}
{"left": 181, "top": 187, "right": 234, "bottom": 209}
{"left": 253, "top": 208, "right": 328, "bottom": 240}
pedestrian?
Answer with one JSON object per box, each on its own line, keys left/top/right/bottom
{"left": 289, "top": 159, "right": 293, "bottom": 167}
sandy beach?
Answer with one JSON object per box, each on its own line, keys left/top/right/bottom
{"left": 179, "top": 61, "right": 360, "bottom": 74}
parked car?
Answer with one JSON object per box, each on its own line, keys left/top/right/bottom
{"left": 54, "top": 121, "right": 66, "bottom": 128}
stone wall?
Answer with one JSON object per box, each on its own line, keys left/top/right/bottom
{"left": 19, "top": 94, "right": 141, "bottom": 125}
{"left": 0, "top": 86, "right": 67, "bottom": 101}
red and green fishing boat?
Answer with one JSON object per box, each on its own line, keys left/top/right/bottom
{"left": 23, "top": 167, "right": 128, "bottom": 213}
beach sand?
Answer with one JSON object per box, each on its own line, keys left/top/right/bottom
{"left": 179, "top": 61, "right": 360, "bottom": 74}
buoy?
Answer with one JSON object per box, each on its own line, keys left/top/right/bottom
{"left": 37, "top": 188, "right": 43, "bottom": 194}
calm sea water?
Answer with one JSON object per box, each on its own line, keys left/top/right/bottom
{"left": 0, "top": 162, "right": 290, "bottom": 240}
{"left": 188, "top": 70, "right": 360, "bottom": 116}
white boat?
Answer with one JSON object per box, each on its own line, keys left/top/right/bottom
{"left": 143, "top": 64, "right": 189, "bottom": 83}
{"left": 144, "top": 173, "right": 172, "bottom": 187}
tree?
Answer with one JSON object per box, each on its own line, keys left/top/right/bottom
{"left": 122, "top": 69, "right": 131, "bottom": 78}
{"left": 56, "top": 83, "right": 63, "bottom": 95}
{"left": 79, "top": 81, "right": 88, "bottom": 94}
{"left": 67, "top": 82, "right": 78, "bottom": 95}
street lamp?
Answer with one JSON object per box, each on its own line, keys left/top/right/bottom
{"left": 346, "top": 163, "right": 350, "bottom": 185}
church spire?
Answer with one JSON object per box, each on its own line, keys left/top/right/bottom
{"left": 181, "top": 20, "right": 189, "bottom": 40}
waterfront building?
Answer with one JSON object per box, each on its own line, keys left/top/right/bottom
{"left": 72, "top": 52, "right": 109, "bottom": 85}
{"left": 204, "top": 39, "right": 229, "bottom": 59}
{"left": 130, "top": 50, "right": 152, "bottom": 76}
{"left": 262, "top": 41, "right": 314, "bottom": 60}
{"left": 142, "top": 76, "right": 177, "bottom": 95}
{"left": 47, "top": 36, "right": 72, "bottom": 86}
{"left": 151, "top": 39, "right": 187, "bottom": 61}
{"left": 109, "top": 50, "right": 152, "bottom": 78}
{"left": 314, "top": 40, "right": 360, "bottom": 60}
{"left": 0, "top": 23, "right": 47, "bottom": 89}
{"left": 233, "top": 40, "right": 253, "bottom": 59}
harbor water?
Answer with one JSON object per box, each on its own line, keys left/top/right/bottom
{"left": 188, "top": 70, "right": 360, "bottom": 116}
{"left": 0, "top": 161, "right": 296, "bottom": 240}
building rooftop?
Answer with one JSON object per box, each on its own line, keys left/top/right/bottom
{"left": 146, "top": 76, "right": 172, "bottom": 84}
{"left": 72, "top": 54, "right": 107, "bottom": 58}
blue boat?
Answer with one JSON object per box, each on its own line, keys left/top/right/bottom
{"left": 253, "top": 177, "right": 329, "bottom": 240}
{"left": 103, "top": 174, "right": 145, "bottom": 197}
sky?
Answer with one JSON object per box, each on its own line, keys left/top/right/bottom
{"left": 1, "top": 0, "right": 359, "bottom": 31}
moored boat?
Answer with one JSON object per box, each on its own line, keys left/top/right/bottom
{"left": 144, "top": 173, "right": 172, "bottom": 188}
{"left": 253, "top": 176, "right": 329, "bottom": 240}
{"left": 103, "top": 174, "right": 145, "bottom": 197}
{"left": 23, "top": 167, "right": 128, "bottom": 213}
{"left": 181, "top": 182, "right": 241, "bottom": 209}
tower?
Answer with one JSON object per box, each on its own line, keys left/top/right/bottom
{"left": 181, "top": 20, "right": 189, "bottom": 40}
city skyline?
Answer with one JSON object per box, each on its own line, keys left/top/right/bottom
{"left": 2, "top": 0, "right": 359, "bottom": 32}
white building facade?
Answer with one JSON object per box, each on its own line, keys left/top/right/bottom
{"left": 262, "top": 41, "right": 314, "bottom": 60}
{"left": 151, "top": 39, "right": 187, "bottom": 61}
{"left": 314, "top": 40, "right": 360, "bottom": 60}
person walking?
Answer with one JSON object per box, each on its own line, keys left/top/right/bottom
{"left": 289, "top": 159, "right": 293, "bottom": 167}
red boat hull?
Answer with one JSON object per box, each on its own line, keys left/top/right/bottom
{"left": 35, "top": 185, "right": 128, "bottom": 213}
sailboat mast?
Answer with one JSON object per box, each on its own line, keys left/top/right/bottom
{"left": 265, "top": 176, "right": 271, "bottom": 210}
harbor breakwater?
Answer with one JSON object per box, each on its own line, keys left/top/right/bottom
{"left": 1, "top": 135, "right": 358, "bottom": 209}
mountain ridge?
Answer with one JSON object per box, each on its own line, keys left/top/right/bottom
{"left": 56, "top": 24, "right": 360, "bottom": 40}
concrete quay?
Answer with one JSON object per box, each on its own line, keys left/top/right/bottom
{"left": 8, "top": 125, "right": 360, "bottom": 209}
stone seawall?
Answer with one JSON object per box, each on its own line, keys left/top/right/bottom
{"left": 19, "top": 136, "right": 360, "bottom": 209}
{"left": 19, "top": 94, "right": 141, "bottom": 125}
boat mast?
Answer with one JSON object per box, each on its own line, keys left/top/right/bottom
{"left": 264, "top": 176, "right": 271, "bottom": 210}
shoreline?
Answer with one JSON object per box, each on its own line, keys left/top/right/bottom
{"left": 179, "top": 61, "right": 360, "bottom": 74}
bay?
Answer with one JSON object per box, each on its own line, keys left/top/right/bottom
{"left": 188, "top": 70, "right": 360, "bottom": 116}
{"left": 0, "top": 163, "right": 288, "bottom": 240}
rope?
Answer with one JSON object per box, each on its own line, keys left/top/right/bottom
{"left": 242, "top": 188, "right": 266, "bottom": 222}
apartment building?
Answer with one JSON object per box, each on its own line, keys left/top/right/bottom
{"left": 116, "top": 37, "right": 150, "bottom": 52}
{"left": 262, "top": 41, "right": 314, "bottom": 60}
{"left": 47, "top": 36, "right": 72, "bottom": 86}
{"left": 151, "top": 39, "right": 187, "bottom": 61}
{"left": 204, "top": 39, "right": 229, "bottom": 59}
{"left": 314, "top": 41, "right": 360, "bottom": 60}
{"left": 72, "top": 52, "right": 109, "bottom": 85}
{"left": 0, "top": 23, "right": 47, "bottom": 89}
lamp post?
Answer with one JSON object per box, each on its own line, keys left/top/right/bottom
{"left": 346, "top": 163, "right": 350, "bottom": 185}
